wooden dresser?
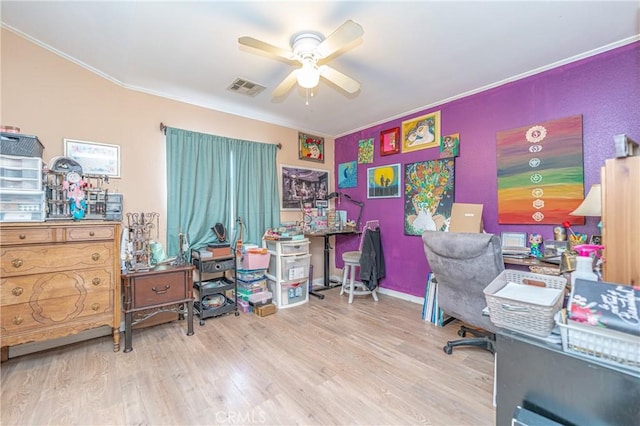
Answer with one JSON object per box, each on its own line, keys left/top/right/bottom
{"left": 0, "top": 221, "right": 121, "bottom": 361}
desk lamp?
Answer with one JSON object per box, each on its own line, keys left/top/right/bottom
{"left": 570, "top": 184, "right": 602, "bottom": 232}
{"left": 327, "top": 192, "right": 365, "bottom": 230}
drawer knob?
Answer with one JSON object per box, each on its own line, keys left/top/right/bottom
{"left": 91, "top": 253, "right": 100, "bottom": 261}
{"left": 19, "top": 234, "right": 26, "bottom": 240}
{"left": 91, "top": 303, "right": 100, "bottom": 311}
{"left": 11, "top": 258, "right": 23, "bottom": 268}
{"left": 92, "top": 277, "right": 101, "bottom": 286}
{"left": 12, "top": 316, "right": 23, "bottom": 325}
{"left": 152, "top": 285, "right": 171, "bottom": 295}
{"left": 89, "top": 231, "right": 95, "bottom": 236}
{"left": 11, "top": 287, "right": 23, "bottom": 296}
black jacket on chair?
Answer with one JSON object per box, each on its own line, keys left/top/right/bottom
{"left": 359, "top": 228, "right": 385, "bottom": 290}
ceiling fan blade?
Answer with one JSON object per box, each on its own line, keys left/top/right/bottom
{"left": 238, "top": 36, "right": 294, "bottom": 61}
{"left": 272, "top": 69, "right": 299, "bottom": 97}
{"left": 320, "top": 65, "right": 360, "bottom": 94}
{"left": 316, "top": 20, "right": 364, "bottom": 58}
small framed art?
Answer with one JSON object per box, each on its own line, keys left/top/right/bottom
{"left": 299, "top": 132, "right": 324, "bottom": 163}
{"left": 380, "top": 127, "right": 400, "bottom": 156}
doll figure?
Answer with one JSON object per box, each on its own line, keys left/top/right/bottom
{"left": 529, "top": 233, "right": 543, "bottom": 258}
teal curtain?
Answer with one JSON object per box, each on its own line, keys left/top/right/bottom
{"left": 232, "top": 139, "right": 279, "bottom": 246}
{"left": 166, "top": 127, "right": 279, "bottom": 256}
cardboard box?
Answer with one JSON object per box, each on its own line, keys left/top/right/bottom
{"left": 449, "top": 203, "right": 483, "bottom": 233}
{"left": 255, "top": 303, "right": 276, "bottom": 317}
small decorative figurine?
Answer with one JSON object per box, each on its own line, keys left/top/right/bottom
{"left": 529, "top": 233, "right": 543, "bottom": 258}
{"left": 63, "top": 170, "right": 87, "bottom": 220}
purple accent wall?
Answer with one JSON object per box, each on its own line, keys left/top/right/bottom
{"left": 334, "top": 41, "right": 640, "bottom": 297}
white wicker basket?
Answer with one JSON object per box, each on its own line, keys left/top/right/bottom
{"left": 556, "top": 313, "right": 640, "bottom": 372}
{"left": 484, "top": 270, "right": 567, "bottom": 337}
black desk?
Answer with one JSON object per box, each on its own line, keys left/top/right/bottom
{"left": 305, "top": 229, "right": 359, "bottom": 299}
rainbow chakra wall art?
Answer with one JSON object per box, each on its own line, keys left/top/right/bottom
{"left": 404, "top": 158, "right": 455, "bottom": 235}
{"left": 496, "top": 115, "right": 585, "bottom": 225}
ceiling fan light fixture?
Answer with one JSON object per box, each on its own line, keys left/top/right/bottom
{"left": 297, "top": 59, "right": 320, "bottom": 89}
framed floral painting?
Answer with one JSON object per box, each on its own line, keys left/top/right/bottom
{"left": 404, "top": 158, "right": 455, "bottom": 235}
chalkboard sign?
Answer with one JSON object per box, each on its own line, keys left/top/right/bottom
{"left": 569, "top": 279, "right": 640, "bottom": 336}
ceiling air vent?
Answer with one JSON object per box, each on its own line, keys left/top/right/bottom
{"left": 227, "top": 78, "right": 265, "bottom": 97}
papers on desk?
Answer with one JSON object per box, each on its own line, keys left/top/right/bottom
{"left": 494, "top": 282, "right": 563, "bottom": 307}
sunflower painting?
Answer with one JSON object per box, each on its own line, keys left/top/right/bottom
{"left": 404, "top": 159, "right": 455, "bottom": 235}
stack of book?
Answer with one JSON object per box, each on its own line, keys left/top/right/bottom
{"left": 422, "top": 273, "right": 451, "bottom": 326}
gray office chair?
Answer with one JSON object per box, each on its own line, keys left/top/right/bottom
{"left": 421, "top": 231, "right": 504, "bottom": 354}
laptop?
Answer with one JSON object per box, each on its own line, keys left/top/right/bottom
{"left": 500, "top": 232, "right": 530, "bottom": 257}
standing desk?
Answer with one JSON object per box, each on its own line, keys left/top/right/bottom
{"left": 305, "top": 228, "right": 359, "bottom": 299}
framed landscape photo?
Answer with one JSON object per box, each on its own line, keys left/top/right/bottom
{"left": 64, "top": 139, "right": 120, "bottom": 177}
{"left": 367, "top": 163, "right": 401, "bottom": 199}
{"left": 281, "top": 165, "right": 329, "bottom": 210}
{"left": 380, "top": 127, "right": 400, "bottom": 156}
{"left": 401, "top": 111, "right": 441, "bottom": 153}
{"left": 298, "top": 132, "right": 325, "bottom": 163}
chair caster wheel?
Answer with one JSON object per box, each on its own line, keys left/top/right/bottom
{"left": 199, "top": 320, "right": 205, "bottom": 326}
{"left": 458, "top": 329, "right": 466, "bottom": 337}
{"left": 234, "top": 311, "right": 240, "bottom": 316}
{"left": 443, "top": 344, "right": 453, "bottom": 355}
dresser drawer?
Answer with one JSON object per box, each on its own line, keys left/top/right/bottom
{"left": 66, "top": 225, "right": 115, "bottom": 242}
{"left": 1, "top": 243, "right": 114, "bottom": 277}
{"left": 1, "top": 291, "right": 113, "bottom": 333}
{"left": 0, "top": 268, "right": 113, "bottom": 307}
{"left": 0, "top": 226, "right": 56, "bottom": 245}
{"left": 129, "top": 271, "right": 190, "bottom": 309}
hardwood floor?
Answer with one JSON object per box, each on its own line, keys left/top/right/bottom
{"left": 1, "top": 289, "right": 496, "bottom": 425}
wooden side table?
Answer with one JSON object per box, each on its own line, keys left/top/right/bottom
{"left": 121, "top": 263, "right": 194, "bottom": 352}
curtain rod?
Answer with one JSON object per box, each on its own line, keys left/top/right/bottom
{"left": 159, "top": 122, "right": 281, "bottom": 149}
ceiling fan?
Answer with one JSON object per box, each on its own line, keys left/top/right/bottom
{"left": 238, "top": 20, "right": 363, "bottom": 97}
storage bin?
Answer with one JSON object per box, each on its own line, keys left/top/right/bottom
{"left": 239, "top": 251, "right": 270, "bottom": 270}
{"left": 237, "top": 269, "right": 267, "bottom": 282}
{"left": 281, "top": 281, "right": 308, "bottom": 307}
{"left": 556, "top": 312, "right": 640, "bottom": 372}
{"left": 484, "top": 270, "right": 567, "bottom": 337}
{"left": 0, "top": 190, "right": 45, "bottom": 222}
{"left": 237, "top": 279, "right": 267, "bottom": 294}
{"left": 268, "top": 254, "right": 311, "bottom": 281}
{"left": 248, "top": 291, "right": 272, "bottom": 307}
{"left": 265, "top": 239, "right": 310, "bottom": 255}
{"left": 0, "top": 133, "right": 44, "bottom": 158}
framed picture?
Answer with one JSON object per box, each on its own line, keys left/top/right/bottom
{"left": 281, "top": 165, "right": 329, "bottom": 210}
{"left": 589, "top": 235, "right": 602, "bottom": 245}
{"left": 64, "top": 139, "right": 120, "bottom": 177}
{"left": 338, "top": 161, "right": 357, "bottom": 188}
{"left": 298, "top": 132, "right": 324, "bottom": 163}
{"left": 380, "top": 127, "right": 400, "bottom": 156}
{"left": 401, "top": 110, "right": 441, "bottom": 153}
{"left": 404, "top": 159, "right": 455, "bottom": 235}
{"left": 367, "top": 163, "right": 401, "bottom": 199}
{"left": 357, "top": 138, "right": 374, "bottom": 164}
{"left": 440, "top": 133, "right": 460, "bottom": 158}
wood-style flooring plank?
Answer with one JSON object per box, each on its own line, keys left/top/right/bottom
{"left": 1, "top": 289, "right": 495, "bottom": 425}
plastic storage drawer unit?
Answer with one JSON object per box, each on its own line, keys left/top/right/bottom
{"left": 0, "top": 190, "right": 45, "bottom": 222}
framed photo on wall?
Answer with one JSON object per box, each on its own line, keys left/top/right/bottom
{"left": 367, "top": 163, "right": 401, "bottom": 199}
{"left": 298, "top": 132, "right": 325, "bottom": 163}
{"left": 281, "top": 165, "right": 329, "bottom": 210}
{"left": 64, "top": 139, "right": 120, "bottom": 177}
{"left": 380, "top": 127, "right": 400, "bottom": 156}
{"left": 401, "top": 111, "right": 441, "bottom": 153}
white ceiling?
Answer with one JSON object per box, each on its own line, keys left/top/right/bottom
{"left": 2, "top": 1, "right": 639, "bottom": 138}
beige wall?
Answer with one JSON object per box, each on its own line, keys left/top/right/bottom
{"left": 1, "top": 29, "right": 334, "bottom": 279}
